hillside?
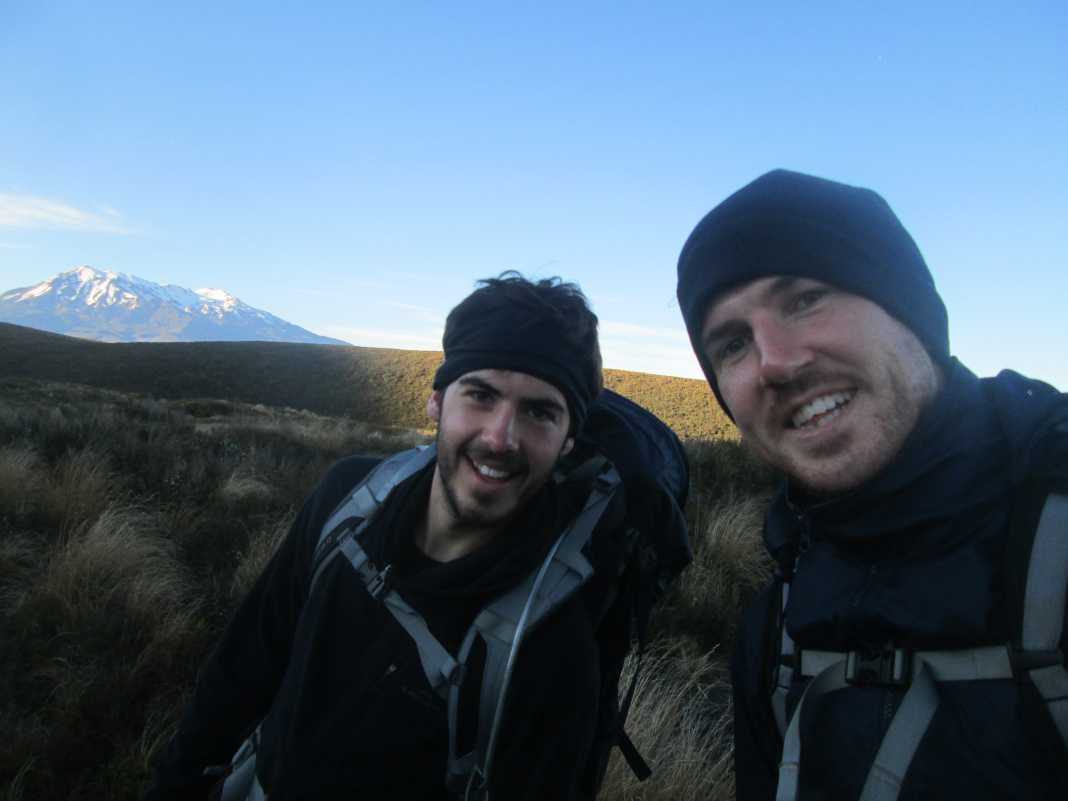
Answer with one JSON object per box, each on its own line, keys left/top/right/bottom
{"left": 0, "top": 322, "right": 736, "bottom": 440}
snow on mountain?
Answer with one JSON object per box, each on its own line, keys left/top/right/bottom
{"left": 0, "top": 266, "right": 348, "bottom": 345}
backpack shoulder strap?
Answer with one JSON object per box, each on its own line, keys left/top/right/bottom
{"left": 770, "top": 576, "right": 794, "bottom": 738}
{"left": 1017, "top": 490, "right": 1068, "bottom": 747}
{"left": 308, "top": 445, "right": 435, "bottom": 593}
{"left": 307, "top": 445, "right": 466, "bottom": 697}
{"left": 446, "top": 463, "right": 622, "bottom": 800}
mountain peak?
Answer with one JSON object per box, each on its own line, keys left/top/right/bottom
{"left": 0, "top": 266, "right": 347, "bottom": 346}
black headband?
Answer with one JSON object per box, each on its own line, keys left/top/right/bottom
{"left": 432, "top": 306, "right": 598, "bottom": 435}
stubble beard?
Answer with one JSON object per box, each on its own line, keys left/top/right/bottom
{"left": 436, "top": 432, "right": 524, "bottom": 531}
{"left": 768, "top": 347, "right": 940, "bottom": 497}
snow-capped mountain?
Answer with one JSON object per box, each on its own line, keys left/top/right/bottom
{"left": 0, "top": 266, "right": 348, "bottom": 345}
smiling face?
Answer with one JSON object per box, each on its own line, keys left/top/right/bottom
{"left": 426, "top": 369, "right": 574, "bottom": 538}
{"left": 700, "top": 276, "right": 942, "bottom": 496}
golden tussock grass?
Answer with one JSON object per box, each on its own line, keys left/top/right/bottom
{"left": 0, "top": 447, "right": 44, "bottom": 525}
{"left": 600, "top": 642, "right": 734, "bottom": 801}
{"left": 229, "top": 512, "right": 295, "bottom": 601}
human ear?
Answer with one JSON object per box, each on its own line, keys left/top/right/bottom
{"left": 427, "top": 390, "right": 443, "bottom": 423}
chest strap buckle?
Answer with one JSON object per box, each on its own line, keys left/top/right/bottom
{"left": 845, "top": 643, "right": 911, "bottom": 686}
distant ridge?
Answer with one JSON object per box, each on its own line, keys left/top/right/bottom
{"left": 0, "top": 266, "right": 346, "bottom": 345}
{"left": 0, "top": 323, "right": 734, "bottom": 440}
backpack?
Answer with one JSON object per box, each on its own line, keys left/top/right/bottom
{"left": 217, "top": 389, "right": 691, "bottom": 801}
{"left": 766, "top": 469, "right": 1068, "bottom": 801}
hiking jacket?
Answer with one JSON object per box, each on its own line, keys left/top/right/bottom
{"left": 144, "top": 455, "right": 599, "bottom": 801}
{"left": 731, "top": 363, "right": 1068, "bottom": 801}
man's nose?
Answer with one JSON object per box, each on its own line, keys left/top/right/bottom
{"left": 481, "top": 405, "right": 519, "bottom": 452}
{"left": 753, "top": 316, "right": 811, "bottom": 387}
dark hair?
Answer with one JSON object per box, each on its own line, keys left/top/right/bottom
{"left": 434, "top": 271, "right": 603, "bottom": 432}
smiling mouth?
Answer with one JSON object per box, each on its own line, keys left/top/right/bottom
{"left": 789, "top": 391, "right": 855, "bottom": 430}
{"left": 467, "top": 455, "right": 518, "bottom": 483}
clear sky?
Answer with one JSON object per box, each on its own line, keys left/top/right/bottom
{"left": 2, "top": 1, "right": 1065, "bottom": 388}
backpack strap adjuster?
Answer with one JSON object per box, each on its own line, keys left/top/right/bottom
{"left": 845, "top": 644, "right": 911, "bottom": 686}
{"left": 366, "top": 564, "right": 393, "bottom": 600}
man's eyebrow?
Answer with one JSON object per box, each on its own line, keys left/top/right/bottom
{"left": 457, "top": 376, "right": 500, "bottom": 395}
{"left": 522, "top": 396, "right": 567, "bottom": 415}
{"left": 456, "top": 376, "right": 566, "bottom": 414}
{"left": 701, "top": 276, "right": 804, "bottom": 350}
{"left": 702, "top": 317, "right": 745, "bottom": 352}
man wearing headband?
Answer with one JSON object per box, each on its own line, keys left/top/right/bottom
{"left": 676, "top": 170, "right": 1068, "bottom": 801}
{"left": 145, "top": 273, "right": 604, "bottom": 801}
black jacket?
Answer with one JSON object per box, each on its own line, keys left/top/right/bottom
{"left": 145, "top": 455, "right": 599, "bottom": 801}
{"left": 732, "top": 363, "right": 1068, "bottom": 801}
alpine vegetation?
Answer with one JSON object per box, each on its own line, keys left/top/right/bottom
{"left": 0, "top": 377, "right": 775, "bottom": 801}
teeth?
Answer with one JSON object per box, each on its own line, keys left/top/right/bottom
{"left": 792, "top": 392, "right": 854, "bottom": 429}
{"left": 475, "top": 462, "right": 511, "bottom": 480}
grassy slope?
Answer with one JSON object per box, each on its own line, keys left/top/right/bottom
{"left": 0, "top": 323, "right": 736, "bottom": 441}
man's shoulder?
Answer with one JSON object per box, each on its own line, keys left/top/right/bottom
{"left": 318, "top": 454, "right": 386, "bottom": 496}
{"left": 980, "top": 369, "right": 1068, "bottom": 479}
{"left": 298, "top": 454, "right": 387, "bottom": 534}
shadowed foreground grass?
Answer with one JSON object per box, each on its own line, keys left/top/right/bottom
{"left": 0, "top": 378, "right": 775, "bottom": 801}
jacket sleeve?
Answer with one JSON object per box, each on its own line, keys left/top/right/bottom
{"left": 143, "top": 456, "right": 380, "bottom": 801}
{"left": 732, "top": 583, "right": 783, "bottom": 801}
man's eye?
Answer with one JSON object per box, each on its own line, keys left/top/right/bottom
{"left": 793, "top": 289, "right": 826, "bottom": 312}
{"left": 527, "top": 407, "right": 557, "bottom": 424}
{"left": 467, "top": 390, "right": 493, "bottom": 403}
{"left": 718, "top": 335, "right": 749, "bottom": 363}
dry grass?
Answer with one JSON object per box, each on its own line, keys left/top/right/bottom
{"left": 44, "top": 448, "right": 116, "bottom": 534}
{"left": 600, "top": 642, "right": 734, "bottom": 801}
{"left": 0, "top": 447, "right": 44, "bottom": 525}
{"left": 661, "top": 492, "right": 775, "bottom": 653}
{"left": 229, "top": 512, "right": 295, "bottom": 601}
{"left": 36, "top": 505, "right": 193, "bottom": 630}
{"left": 220, "top": 468, "right": 275, "bottom": 507}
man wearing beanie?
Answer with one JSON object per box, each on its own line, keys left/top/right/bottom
{"left": 677, "top": 170, "right": 1068, "bottom": 800}
{"left": 145, "top": 273, "right": 604, "bottom": 801}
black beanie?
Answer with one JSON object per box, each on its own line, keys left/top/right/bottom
{"left": 432, "top": 297, "right": 600, "bottom": 435}
{"left": 676, "top": 169, "right": 949, "bottom": 416}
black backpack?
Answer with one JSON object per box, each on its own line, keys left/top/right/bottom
{"left": 213, "top": 388, "right": 688, "bottom": 801}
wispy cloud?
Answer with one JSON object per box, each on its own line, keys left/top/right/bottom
{"left": 0, "top": 193, "right": 134, "bottom": 234}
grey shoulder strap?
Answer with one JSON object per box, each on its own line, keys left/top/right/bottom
{"left": 447, "top": 465, "right": 621, "bottom": 801}
{"left": 309, "top": 445, "right": 435, "bottom": 594}
{"left": 1022, "top": 492, "right": 1068, "bottom": 747}
{"left": 771, "top": 579, "right": 794, "bottom": 737}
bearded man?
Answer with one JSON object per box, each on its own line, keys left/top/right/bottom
{"left": 146, "top": 273, "right": 604, "bottom": 801}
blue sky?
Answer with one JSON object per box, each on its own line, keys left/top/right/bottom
{"left": 2, "top": 1, "right": 1065, "bottom": 388}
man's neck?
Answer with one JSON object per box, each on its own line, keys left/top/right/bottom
{"left": 415, "top": 483, "right": 501, "bottom": 563}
